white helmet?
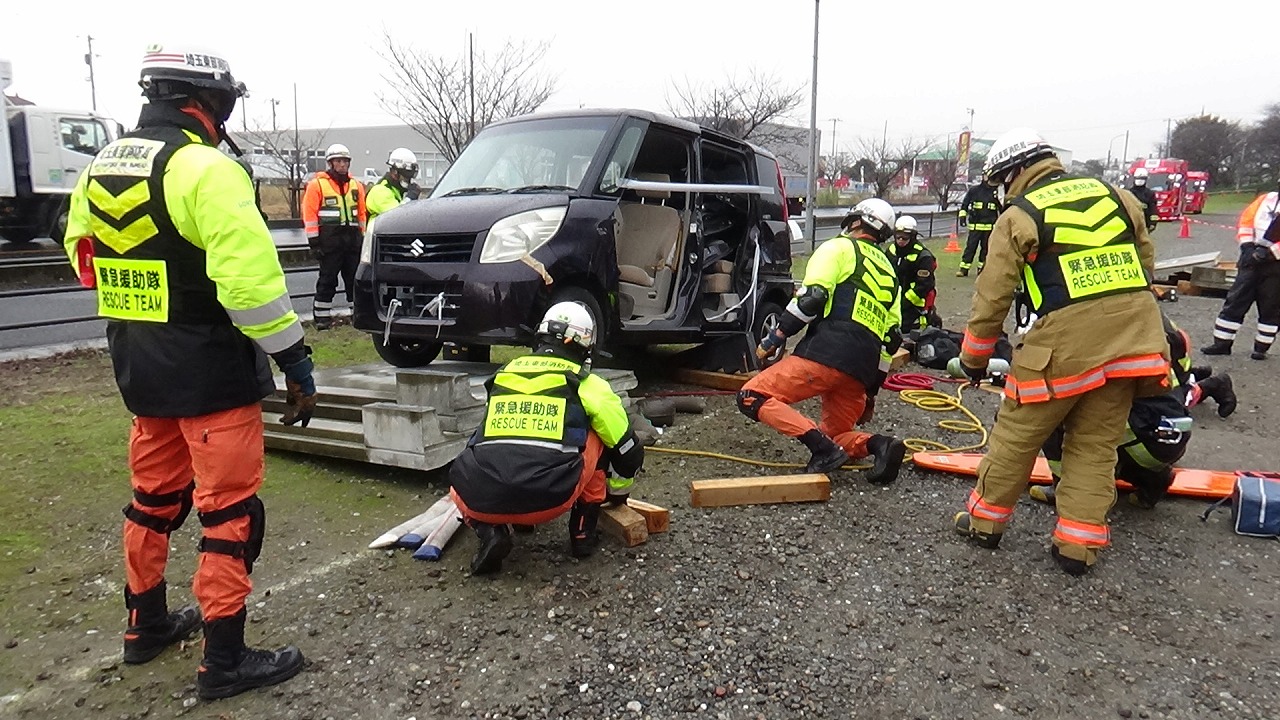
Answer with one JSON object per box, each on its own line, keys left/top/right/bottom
{"left": 387, "top": 147, "right": 418, "bottom": 175}
{"left": 325, "top": 143, "right": 351, "bottom": 162}
{"left": 982, "top": 127, "right": 1056, "bottom": 184}
{"left": 1133, "top": 167, "right": 1149, "bottom": 185}
{"left": 536, "top": 301, "right": 595, "bottom": 351}
{"left": 139, "top": 43, "right": 246, "bottom": 120}
{"left": 844, "top": 198, "right": 896, "bottom": 243}
{"left": 895, "top": 215, "right": 918, "bottom": 234}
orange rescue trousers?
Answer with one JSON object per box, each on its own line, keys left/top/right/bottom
{"left": 451, "top": 431, "right": 608, "bottom": 526}
{"left": 124, "top": 404, "right": 265, "bottom": 622}
{"left": 739, "top": 355, "right": 874, "bottom": 458}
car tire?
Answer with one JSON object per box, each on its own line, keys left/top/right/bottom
{"left": 372, "top": 336, "right": 444, "bottom": 368}
{"left": 548, "top": 286, "right": 607, "bottom": 349}
{"left": 752, "top": 300, "right": 786, "bottom": 369}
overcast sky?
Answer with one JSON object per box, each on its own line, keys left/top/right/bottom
{"left": 6, "top": 0, "right": 1274, "bottom": 164}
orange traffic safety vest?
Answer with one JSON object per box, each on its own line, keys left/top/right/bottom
{"left": 303, "top": 172, "right": 366, "bottom": 238}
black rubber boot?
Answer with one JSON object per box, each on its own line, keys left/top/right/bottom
{"left": 1250, "top": 342, "right": 1269, "bottom": 361}
{"left": 1051, "top": 545, "right": 1091, "bottom": 577}
{"left": 569, "top": 502, "right": 602, "bottom": 558}
{"left": 953, "top": 512, "right": 1002, "bottom": 549}
{"left": 197, "top": 610, "right": 303, "bottom": 700}
{"left": 1197, "top": 373, "right": 1237, "bottom": 417}
{"left": 1200, "top": 338, "right": 1232, "bottom": 356}
{"left": 469, "top": 522, "right": 513, "bottom": 575}
{"left": 799, "top": 429, "right": 849, "bottom": 474}
{"left": 864, "top": 434, "right": 906, "bottom": 485}
{"left": 122, "top": 582, "right": 202, "bottom": 665}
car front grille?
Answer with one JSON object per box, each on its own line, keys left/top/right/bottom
{"left": 376, "top": 233, "right": 478, "bottom": 263}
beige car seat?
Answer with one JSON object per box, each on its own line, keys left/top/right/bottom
{"left": 616, "top": 172, "right": 684, "bottom": 318}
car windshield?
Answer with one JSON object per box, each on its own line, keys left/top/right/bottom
{"left": 1132, "top": 172, "right": 1171, "bottom": 191}
{"left": 431, "top": 116, "right": 613, "bottom": 198}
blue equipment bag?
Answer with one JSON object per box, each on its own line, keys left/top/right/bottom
{"left": 1201, "top": 473, "right": 1280, "bottom": 538}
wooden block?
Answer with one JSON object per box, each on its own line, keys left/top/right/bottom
{"left": 626, "top": 499, "right": 670, "bottom": 533}
{"left": 600, "top": 505, "right": 649, "bottom": 547}
{"left": 890, "top": 347, "right": 911, "bottom": 371}
{"left": 673, "top": 368, "right": 757, "bottom": 391}
{"left": 690, "top": 473, "right": 831, "bottom": 508}
{"left": 1176, "top": 279, "right": 1203, "bottom": 297}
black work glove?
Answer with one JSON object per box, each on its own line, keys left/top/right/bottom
{"left": 885, "top": 327, "right": 903, "bottom": 355}
{"left": 1252, "top": 246, "right": 1273, "bottom": 264}
{"left": 857, "top": 396, "right": 876, "bottom": 426}
{"left": 605, "top": 492, "right": 630, "bottom": 507}
{"left": 273, "top": 343, "right": 317, "bottom": 428}
{"left": 959, "top": 217, "right": 967, "bottom": 229}
{"left": 960, "top": 359, "right": 987, "bottom": 387}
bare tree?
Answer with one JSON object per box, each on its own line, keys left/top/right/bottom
{"left": 921, "top": 139, "right": 960, "bottom": 210}
{"left": 378, "top": 35, "right": 557, "bottom": 164}
{"left": 853, "top": 134, "right": 932, "bottom": 199}
{"left": 240, "top": 126, "right": 328, "bottom": 218}
{"left": 666, "top": 69, "right": 805, "bottom": 151}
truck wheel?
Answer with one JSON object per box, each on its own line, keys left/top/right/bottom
{"left": 751, "top": 300, "right": 786, "bottom": 369}
{"left": 372, "top": 336, "right": 443, "bottom": 368}
{"left": 548, "top": 287, "right": 606, "bottom": 348}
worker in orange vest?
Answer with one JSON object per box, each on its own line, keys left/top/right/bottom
{"left": 1201, "top": 183, "right": 1280, "bottom": 360}
{"left": 301, "top": 144, "right": 366, "bottom": 329}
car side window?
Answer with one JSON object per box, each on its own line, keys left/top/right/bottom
{"left": 599, "top": 122, "right": 646, "bottom": 195}
{"left": 60, "top": 119, "right": 109, "bottom": 156}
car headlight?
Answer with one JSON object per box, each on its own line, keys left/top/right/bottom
{"left": 359, "top": 217, "right": 377, "bottom": 264}
{"left": 479, "top": 206, "right": 566, "bottom": 264}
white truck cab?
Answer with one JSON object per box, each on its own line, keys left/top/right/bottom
{"left": 2, "top": 58, "right": 120, "bottom": 244}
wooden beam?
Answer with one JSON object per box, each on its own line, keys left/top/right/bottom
{"left": 600, "top": 504, "right": 649, "bottom": 547}
{"left": 889, "top": 347, "right": 911, "bottom": 371}
{"left": 1176, "top": 279, "right": 1203, "bottom": 297}
{"left": 673, "top": 368, "right": 757, "bottom": 391}
{"left": 690, "top": 473, "right": 831, "bottom": 508}
{"left": 626, "top": 499, "right": 670, "bottom": 533}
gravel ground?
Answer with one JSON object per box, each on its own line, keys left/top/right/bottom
{"left": 4, "top": 215, "right": 1279, "bottom": 720}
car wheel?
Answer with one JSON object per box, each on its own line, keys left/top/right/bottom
{"left": 372, "top": 336, "right": 443, "bottom": 368}
{"left": 548, "top": 286, "right": 607, "bottom": 349}
{"left": 752, "top": 300, "right": 786, "bottom": 369}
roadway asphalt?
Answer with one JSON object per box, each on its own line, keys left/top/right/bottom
{"left": 0, "top": 215, "right": 1235, "bottom": 359}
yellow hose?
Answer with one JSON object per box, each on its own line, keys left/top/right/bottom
{"left": 646, "top": 383, "right": 989, "bottom": 471}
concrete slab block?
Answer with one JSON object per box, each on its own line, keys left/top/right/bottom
{"left": 395, "top": 370, "right": 487, "bottom": 412}
{"left": 438, "top": 406, "right": 487, "bottom": 434}
{"left": 362, "top": 402, "right": 444, "bottom": 453}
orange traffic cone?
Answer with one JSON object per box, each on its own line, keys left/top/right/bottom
{"left": 943, "top": 232, "right": 961, "bottom": 253}
{"left": 1179, "top": 216, "right": 1191, "bottom": 239}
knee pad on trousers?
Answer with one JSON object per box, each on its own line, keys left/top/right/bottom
{"left": 122, "top": 481, "right": 195, "bottom": 535}
{"left": 197, "top": 495, "right": 266, "bottom": 575}
{"left": 737, "top": 389, "right": 768, "bottom": 421}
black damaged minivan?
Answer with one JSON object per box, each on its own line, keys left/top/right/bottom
{"left": 352, "top": 109, "right": 796, "bottom": 367}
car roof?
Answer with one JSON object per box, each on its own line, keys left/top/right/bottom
{"left": 487, "top": 108, "right": 777, "bottom": 161}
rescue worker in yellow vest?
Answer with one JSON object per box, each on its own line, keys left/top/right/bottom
{"left": 63, "top": 43, "right": 312, "bottom": 699}
{"left": 887, "top": 215, "right": 938, "bottom": 331}
{"left": 957, "top": 180, "right": 1001, "bottom": 276}
{"left": 301, "top": 143, "right": 366, "bottom": 329}
{"left": 952, "top": 128, "right": 1170, "bottom": 576}
{"left": 366, "top": 147, "right": 420, "bottom": 220}
{"left": 449, "top": 302, "right": 644, "bottom": 575}
{"left": 737, "top": 199, "right": 908, "bottom": 483}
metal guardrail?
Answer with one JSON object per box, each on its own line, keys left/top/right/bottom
{"left": 0, "top": 265, "right": 320, "bottom": 333}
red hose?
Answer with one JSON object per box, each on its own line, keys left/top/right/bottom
{"left": 882, "top": 372, "right": 954, "bottom": 392}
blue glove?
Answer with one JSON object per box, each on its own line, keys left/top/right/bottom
{"left": 284, "top": 355, "right": 316, "bottom": 397}
{"left": 279, "top": 351, "right": 317, "bottom": 427}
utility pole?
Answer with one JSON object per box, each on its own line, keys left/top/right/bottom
{"left": 85, "top": 35, "right": 98, "bottom": 112}
{"left": 1165, "top": 118, "right": 1172, "bottom": 156}
{"left": 966, "top": 107, "right": 975, "bottom": 132}
{"left": 270, "top": 98, "right": 280, "bottom": 132}
{"left": 1122, "top": 130, "right": 1129, "bottom": 166}
{"left": 240, "top": 98, "right": 247, "bottom": 132}
{"left": 804, "top": 0, "right": 819, "bottom": 250}
{"left": 468, "top": 33, "right": 476, "bottom": 142}
{"left": 291, "top": 84, "right": 302, "bottom": 218}
{"left": 828, "top": 118, "right": 840, "bottom": 159}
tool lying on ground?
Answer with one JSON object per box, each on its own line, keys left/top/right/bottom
{"left": 912, "top": 451, "right": 1241, "bottom": 500}
{"left": 368, "top": 495, "right": 465, "bottom": 560}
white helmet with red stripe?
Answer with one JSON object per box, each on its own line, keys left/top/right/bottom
{"left": 139, "top": 43, "right": 245, "bottom": 123}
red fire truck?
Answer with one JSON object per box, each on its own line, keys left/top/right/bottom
{"left": 1124, "top": 158, "right": 1189, "bottom": 221}
{"left": 1184, "top": 170, "right": 1209, "bottom": 214}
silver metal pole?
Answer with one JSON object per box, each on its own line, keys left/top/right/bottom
{"left": 805, "top": 0, "right": 820, "bottom": 251}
